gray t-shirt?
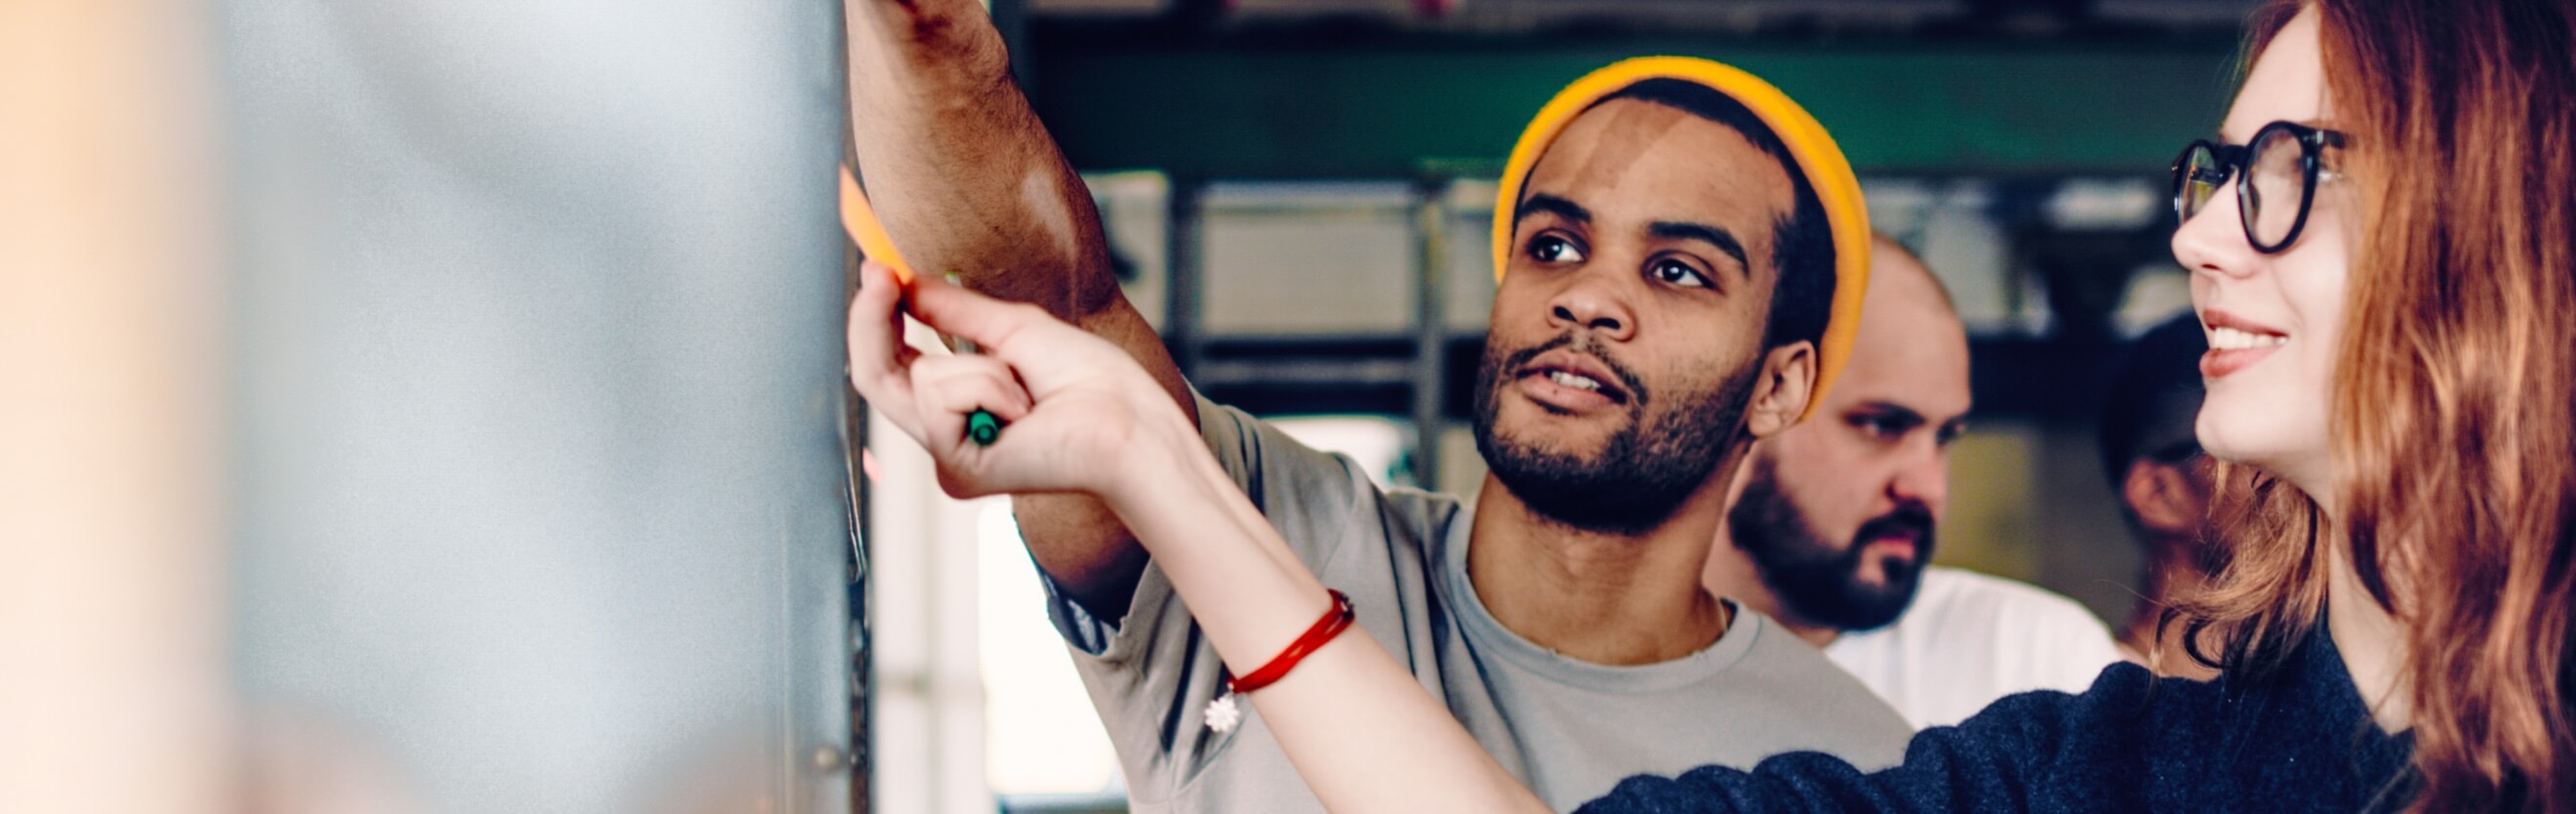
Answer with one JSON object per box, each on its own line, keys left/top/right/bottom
{"left": 1043, "top": 395, "right": 1912, "bottom": 812}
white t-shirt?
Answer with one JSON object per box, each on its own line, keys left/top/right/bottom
{"left": 1822, "top": 566, "right": 2127, "bottom": 729}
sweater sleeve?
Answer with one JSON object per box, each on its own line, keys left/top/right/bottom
{"left": 1578, "top": 662, "right": 2203, "bottom": 814}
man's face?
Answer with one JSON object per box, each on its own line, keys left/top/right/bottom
{"left": 1472, "top": 98, "right": 1796, "bottom": 535}
{"left": 1727, "top": 246, "right": 1970, "bottom": 631}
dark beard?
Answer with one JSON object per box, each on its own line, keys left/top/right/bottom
{"left": 1727, "top": 455, "right": 1936, "bottom": 631}
{"left": 1470, "top": 332, "right": 1757, "bottom": 537}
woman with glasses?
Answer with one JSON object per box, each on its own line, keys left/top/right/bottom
{"left": 851, "top": 0, "right": 2575, "bottom": 810}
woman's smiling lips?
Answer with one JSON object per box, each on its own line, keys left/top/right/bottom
{"left": 2200, "top": 308, "right": 2291, "bottom": 379}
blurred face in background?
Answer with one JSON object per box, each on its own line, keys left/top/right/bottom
{"left": 1724, "top": 242, "right": 1969, "bottom": 631}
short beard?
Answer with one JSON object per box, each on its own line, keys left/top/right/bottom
{"left": 1728, "top": 456, "right": 1935, "bottom": 631}
{"left": 1470, "top": 333, "right": 1757, "bottom": 537}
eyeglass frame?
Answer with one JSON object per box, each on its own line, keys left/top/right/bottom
{"left": 2170, "top": 120, "right": 2349, "bottom": 255}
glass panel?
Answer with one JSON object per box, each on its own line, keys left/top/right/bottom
{"left": 223, "top": 2, "right": 854, "bottom": 811}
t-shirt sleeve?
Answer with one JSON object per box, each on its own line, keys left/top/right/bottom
{"left": 1033, "top": 389, "right": 1386, "bottom": 801}
{"left": 1574, "top": 663, "right": 2200, "bottom": 813}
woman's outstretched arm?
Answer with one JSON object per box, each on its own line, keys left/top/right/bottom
{"left": 845, "top": 262, "right": 2275, "bottom": 814}
{"left": 848, "top": 263, "right": 1550, "bottom": 814}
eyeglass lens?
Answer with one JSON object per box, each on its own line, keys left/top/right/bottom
{"left": 2173, "top": 127, "right": 2314, "bottom": 250}
{"left": 2179, "top": 144, "right": 2225, "bottom": 224}
{"left": 2245, "top": 126, "right": 2309, "bottom": 247}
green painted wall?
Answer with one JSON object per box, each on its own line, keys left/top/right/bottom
{"left": 1028, "top": 38, "right": 2243, "bottom": 178}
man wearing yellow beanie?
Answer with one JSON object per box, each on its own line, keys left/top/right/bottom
{"left": 846, "top": 2, "right": 1905, "bottom": 810}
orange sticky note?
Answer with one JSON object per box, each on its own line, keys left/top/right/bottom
{"left": 839, "top": 165, "right": 915, "bottom": 284}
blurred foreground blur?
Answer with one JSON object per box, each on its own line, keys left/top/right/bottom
{"left": 5, "top": 1, "right": 855, "bottom": 812}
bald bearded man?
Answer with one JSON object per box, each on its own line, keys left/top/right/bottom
{"left": 1703, "top": 237, "right": 2126, "bottom": 730}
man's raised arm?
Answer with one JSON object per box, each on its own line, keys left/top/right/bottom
{"left": 845, "top": 0, "right": 1190, "bottom": 617}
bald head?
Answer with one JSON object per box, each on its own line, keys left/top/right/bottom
{"left": 1863, "top": 235, "right": 1959, "bottom": 326}
{"left": 1826, "top": 236, "right": 1970, "bottom": 439}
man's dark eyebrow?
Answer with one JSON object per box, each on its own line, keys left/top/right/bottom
{"left": 1648, "top": 221, "right": 1751, "bottom": 275}
{"left": 1514, "top": 193, "right": 1591, "bottom": 226}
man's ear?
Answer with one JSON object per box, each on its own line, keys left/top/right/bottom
{"left": 2123, "top": 461, "right": 2199, "bottom": 534}
{"left": 1742, "top": 341, "right": 1817, "bottom": 438}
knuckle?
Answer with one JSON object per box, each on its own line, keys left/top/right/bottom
{"left": 935, "top": 469, "right": 976, "bottom": 499}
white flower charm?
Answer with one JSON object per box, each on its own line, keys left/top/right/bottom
{"left": 1204, "top": 693, "right": 1243, "bottom": 734}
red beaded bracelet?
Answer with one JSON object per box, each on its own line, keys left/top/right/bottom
{"left": 1228, "top": 589, "right": 1355, "bottom": 694}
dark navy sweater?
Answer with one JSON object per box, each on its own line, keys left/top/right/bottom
{"left": 1580, "top": 631, "right": 2415, "bottom": 813}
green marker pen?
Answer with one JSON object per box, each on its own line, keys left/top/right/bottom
{"left": 945, "top": 273, "right": 1007, "bottom": 446}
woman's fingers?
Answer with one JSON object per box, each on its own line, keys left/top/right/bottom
{"left": 905, "top": 274, "right": 1133, "bottom": 393}
{"left": 906, "top": 353, "right": 1054, "bottom": 499}
{"left": 910, "top": 354, "right": 1034, "bottom": 430}
{"left": 906, "top": 276, "right": 1057, "bottom": 361}
{"left": 848, "top": 261, "right": 926, "bottom": 441}
{"left": 865, "top": 271, "right": 1170, "bottom": 500}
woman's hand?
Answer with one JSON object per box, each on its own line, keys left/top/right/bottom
{"left": 847, "top": 261, "right": 1192, "bottom": 503}
{"left": 852, "top": 261, "right": 1550, "bottom": 814}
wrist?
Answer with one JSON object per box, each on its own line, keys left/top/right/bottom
{"left": 1101, "top": 401, "right": 1211, "bottom": 520}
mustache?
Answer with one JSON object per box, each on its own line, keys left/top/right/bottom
{"left": 1853, "top": 503, "right": 1936, "bottom": 552}
{"left": 1498, "top": 332, "right": 1650, "bottom": 406}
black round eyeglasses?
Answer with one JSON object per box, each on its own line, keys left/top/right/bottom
{"left": 2171, "top": 120, "right": 2348, "bottom": 254}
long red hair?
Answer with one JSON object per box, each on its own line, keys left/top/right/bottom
{"left": 2180, "top": 1, "right": 2576, "bottom": 811}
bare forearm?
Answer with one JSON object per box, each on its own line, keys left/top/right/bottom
{"left": 1009, "top": 492, "right": 1148, "bottom": 612}
{"left": 847, "top": 0, "right": 1193, "bottom": 608}
{"left": 1107, "top": 426, "right": 1549, "bottom": 814}
{"left": 1003, "top": 299, "right": 1190, "bottom": 614}
{"left": 842, "top": 0, "right": 1115, "bottom": 322}
{"left": 843, "top": 2, "right": 1184, "bottom": 400}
